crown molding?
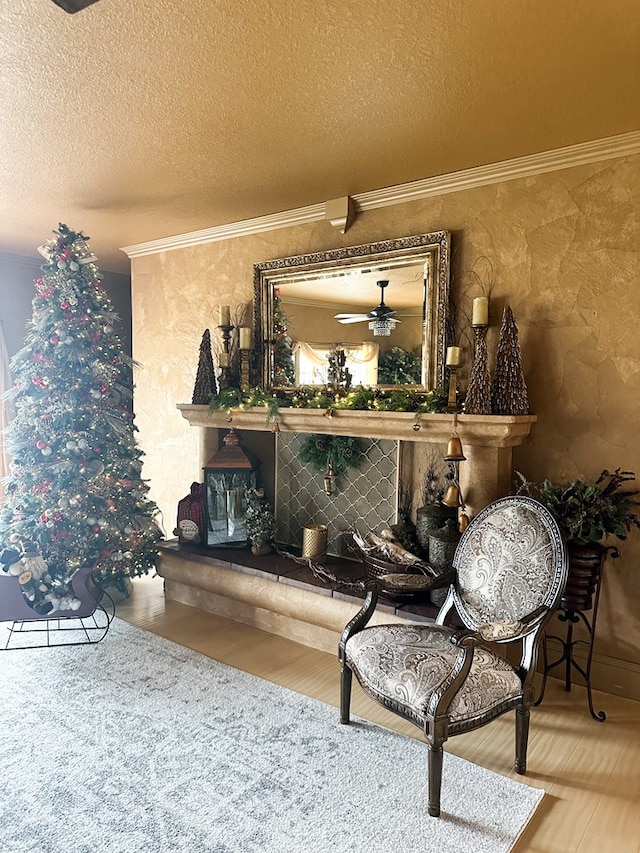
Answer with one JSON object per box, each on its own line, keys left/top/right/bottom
{"left": 122, "top": 203, "right": 325, "bottom": 259}
{"left": 122, "top": 130, "right": 640, "bottom": 260}
{"left": 0, "top": 251, "right": 42, "bottom": 269}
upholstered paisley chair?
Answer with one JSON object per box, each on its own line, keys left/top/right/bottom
{"left": 339, "top": 495, "right": 568, "bottom": 817}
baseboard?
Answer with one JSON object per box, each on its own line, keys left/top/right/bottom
{"left": 543, "top": 637, "right": 640, "bottom": 703}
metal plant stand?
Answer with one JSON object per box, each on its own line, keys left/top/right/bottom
{"left": 535, "top": 545, "right": 617, "bottom": 721}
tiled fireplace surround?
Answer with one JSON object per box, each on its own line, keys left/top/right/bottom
{"left": 156, "top": 406, "right": 536, "bottom": 653}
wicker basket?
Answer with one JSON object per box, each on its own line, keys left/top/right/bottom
{"left": 362, "top": 552, "right": 424, "bottom": 582}
{"left": 361, "top": 551, "right": 454, "bottom": 599}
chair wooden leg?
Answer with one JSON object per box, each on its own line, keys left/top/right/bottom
{"left": 427, "top": 744, "right": 443, "bottom": 817}
{"left": 515, "top": 705, "right": 530, "bottom": 774}
{"left": 340, "top": 663, "right": 353, "bottom": 724}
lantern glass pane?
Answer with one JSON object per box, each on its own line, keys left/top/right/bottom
{"left": 205, "top": 470, "right": 258, "bottom": 545}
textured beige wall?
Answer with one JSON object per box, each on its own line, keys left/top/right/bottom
{"left": 132, "top": 154, "right": 640, "bottom": 684}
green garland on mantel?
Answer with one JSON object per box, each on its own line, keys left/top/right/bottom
{"left": 207, "top": 385, "right": 448, "bottom": 419}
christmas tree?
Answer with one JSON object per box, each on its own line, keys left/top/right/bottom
{"left": 191, "top": 329, "right": 218, "bottom": 403}
{"left": 0, "top": 224, "right": 162, "bottom": 605}
{"left": 272, "top": 290, "right": 295, "bottom": 386}
{"left": 491, "top": 305, "right": 530, "bottom": 415}
{"left": 464, "top": 330, "right": 492, "bottom": 414}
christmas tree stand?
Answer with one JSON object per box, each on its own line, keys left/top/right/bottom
{"left": 0, "top": 565, "right": 115, "bottom": 651}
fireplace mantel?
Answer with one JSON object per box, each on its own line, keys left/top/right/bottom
{"left": 177, "top": 404, "right": 535, "bottom": 445}
{"left": 167, "top": 406, "right": 539, "bottom": 649}
{"left": 177, "top": 404, "right": 537, "bottom": 517}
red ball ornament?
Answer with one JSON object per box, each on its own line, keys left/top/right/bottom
{"left": 40, "top": 513, "right": 48, "bottom": 523}
{"left": 50, "top": 335, "right": 59, "bottom": 345}
{"left": 91, "top": 524, "right": 101, "bottom": 534}
{"left": 60, "top": 301, "right": 70, "bottom": 310}
{"left": 35, "top": 439, "right": 47, "bottom": 450}
{"left": 99, "top": 384, "right": 108, "bottom": 394}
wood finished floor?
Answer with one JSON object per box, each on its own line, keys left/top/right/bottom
{"left": 117, "top": 575, "right": 640, "bottom": 853}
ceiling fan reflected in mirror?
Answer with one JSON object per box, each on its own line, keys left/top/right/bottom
{"left": 334, "top": 280, "right": 400, "bottom": 337}
{"left": 52, "top": 0, "right": 101, "bottom": 12}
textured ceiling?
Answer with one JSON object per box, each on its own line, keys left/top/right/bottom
{"left": 1, "top": 0, "right": 639, "bottom": 273}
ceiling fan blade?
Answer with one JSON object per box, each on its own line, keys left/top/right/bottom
{"left": 334, "top": 313, "right": 370, "bottom": 320}
{"left": 336, "top": 316, "right": 369, "bottom": 325}
{"left": 52, "top": 0, "right": 101, "bottom": 12}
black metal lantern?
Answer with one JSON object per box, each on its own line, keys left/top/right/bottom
{"left": 203, "top": 430, "right": 260, "bottom": 547}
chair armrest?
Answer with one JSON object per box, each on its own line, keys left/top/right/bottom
{"left": 476, "top": 620, "right": 526, "bottom": 641}
{"left": 425, "top": 631, "right": 478, "bottom": 725}
{"left": 338, "top": 582, "right": 379, "bottom": 659}
{"left": 476, "top": 605, "right": 551, "bottom": 642}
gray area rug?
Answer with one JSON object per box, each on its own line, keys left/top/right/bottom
{"left": 0, "top": 618, "right": 543, "bottom": 852}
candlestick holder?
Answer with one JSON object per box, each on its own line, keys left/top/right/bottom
{"left": 217, "top": 323, "right": 235, "bottom": 355}
{"left": 446, "top": 365, "right": 460, "bottom": 412}
{"left": 218, "top": 365, "right": 230, "bottom": 390}
{"left": 464, "top": 324, "right": 492, "bottom": 415}
{"left": 240, "top": 350, "right": 251, "bottom": 387}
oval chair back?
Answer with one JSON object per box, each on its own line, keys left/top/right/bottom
{"left": 449, "top": 496, "right": 568, "bottom": 639}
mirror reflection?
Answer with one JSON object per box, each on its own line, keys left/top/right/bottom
{"left": 253, "top": 232, "right": 451, "bottom": 393}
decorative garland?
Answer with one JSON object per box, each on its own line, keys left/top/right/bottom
{"left": 298, "top": 434, "right": 362, "bottom": 476}
{"left": 208, "top": 385, "right": 447, "bottom": 417}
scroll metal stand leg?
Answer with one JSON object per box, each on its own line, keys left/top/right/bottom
{"left": 535, "top": 583, "right": 606, "bottom": 721}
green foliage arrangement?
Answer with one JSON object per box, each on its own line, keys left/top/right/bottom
{"left": 244, "top": 489, "right": 276, "bottom": 547}
{"left": 298, "top": 434, "right": 362, "bottom": 476}
{"left": 516, "top": 469, "right": 640, "bottom": 545}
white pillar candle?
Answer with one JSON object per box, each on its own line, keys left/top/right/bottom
{"left": 218, "top": 305, "right": 231, "bottom": 326}
{"left": 446, "top": 346, "right": 461, "bottom": 367}
{"left": 239, "top": 327, "right": 253, "bottom": 350}
{"left": 472, "top": 296, "right": 489, "bottom": 326}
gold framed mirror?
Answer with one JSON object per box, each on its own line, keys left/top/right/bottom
{"left": 253, "top": 231, "right": 451, "bottom": 393}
